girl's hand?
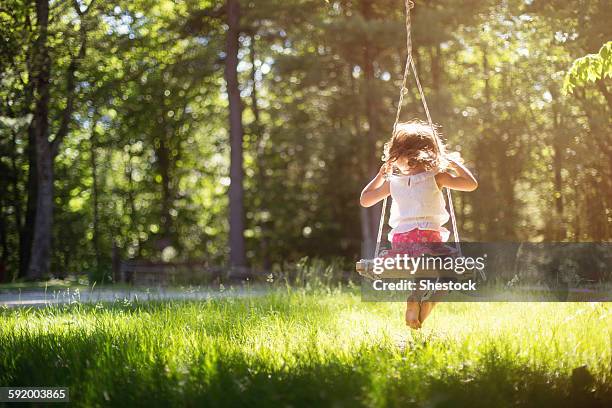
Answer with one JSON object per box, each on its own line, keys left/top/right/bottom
{"left": 361, "top": 163, "right": 392, "bottom": 207}
{"left": 445, "top": 151, "right": 464, "bottom": 168}
{"left": 379, "top": 162, "right": 392, "bottom": 177}
{"left": 437, "top": 151, "right": 478, "bottom": 191}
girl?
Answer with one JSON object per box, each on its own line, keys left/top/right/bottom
{"left": 359, "top": 120, "right": 478, "bottom": 329}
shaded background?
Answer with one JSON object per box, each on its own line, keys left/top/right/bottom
{"left": 0, "top": 0, "right": 610, "bottom": 282}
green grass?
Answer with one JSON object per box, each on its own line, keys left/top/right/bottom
{"left": 0, "top": 286, "right": 610, "bottom": 407}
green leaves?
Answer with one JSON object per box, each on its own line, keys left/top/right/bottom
{"left": 1, "top": 0, "right": 611, "bottom": 278}
{"left": 562, "top": 41, "right": 612, "bottom": 95}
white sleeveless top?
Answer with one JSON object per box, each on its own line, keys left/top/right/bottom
{"left": 388, "top": 170, "right": 450, "bottom": 242}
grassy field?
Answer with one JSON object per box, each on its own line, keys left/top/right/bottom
{"left": 0, "top": 286, "right": 610, "bottom": 407}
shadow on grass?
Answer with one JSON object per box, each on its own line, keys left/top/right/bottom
{"left": 2, "top": 337, "right": 610, "bottom": 408}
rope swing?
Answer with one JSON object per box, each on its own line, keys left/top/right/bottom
{"left": 374, "top": 0, "right": 461, "bottom": 259}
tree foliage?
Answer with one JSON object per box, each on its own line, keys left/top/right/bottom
{"left": 563, "top": 41, "right": 612, "bottom": 94}
{"left": 0, "top": 0, "right": 610, "bottom": 281}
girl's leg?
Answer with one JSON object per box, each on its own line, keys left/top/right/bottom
{"left": 405, "top": 300, "right": 421, "bottom": 329}
{"left": 394, "top": 230, "right": 444, "bottom": 330}
{"left": 418, "top": 301, "right": 438, "bottom": 325}
{"left": 416, "top": 231, "right": 446, "bottom": 326}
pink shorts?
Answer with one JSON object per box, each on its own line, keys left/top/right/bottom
{"left": 381, "top": 229, "right": 457, "bottom": 258}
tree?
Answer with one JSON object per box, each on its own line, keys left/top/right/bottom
{"left": 225, "top": 0, "right": 246, "bottom": 267}
{"left": 563, "top": 41, "right": 612, "bottom": 108}
{"left": 27, "top": 0, "right": 95, "bottom": 278}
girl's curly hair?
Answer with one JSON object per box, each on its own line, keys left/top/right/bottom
{"left": 383, "top": 120, "right": 459, "bottom": 173}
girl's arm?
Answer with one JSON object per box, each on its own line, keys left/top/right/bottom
{"left": 360, "top": 164, "right": 391, "bottom": 207}
{"left": 436, "top": 157, "right": 478, "bottom": 191}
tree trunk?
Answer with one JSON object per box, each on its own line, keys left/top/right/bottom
{"left": 14, "top": 10, "right": 37, "bottom": 280}
{"left": 347, "top": 61, "right": 377, "bottom": 258}
{"left": 10, "top": 125, "right": 31, "bottom": 280}
{"left": 0, "top": 209, "right": 7, "bottom": 282}
{"left": 89, "top": 113, "right": 101, "bottom": 272}
{"left": 551, "top": 91, "right": 565, "bottom": 240}
{"left": 156, "top": 76, "right": 174, "bottom": 246}
{"left": 27, "top": 0, "right": 52, "bottom": 279}
{"left": 0, "top": 160, "right": 8, "bottom": 281}
{"left": 157, "top": 135, "right": 173, "bottom": 241}
{"left": 360, "top": 0, "right": 382, "bottom": 258}
{"left": 475, "top": 46, "right": 497, "bottom": 240}
{"left": 225, "top": 0, "right": 246, "bottom": 267}
{"left": 27, "top": 0, "right": 90, "bottom": 278}
{"left": 249, "top": 34, "right": 271, "bottom": 271}
{"left": 125, "top": 153, "right": 142, "bottom": 258}
{"left": 21, "top": 119, "right": 39, "bottom": 278}
{"left": 29, "top": 144, "right": 54, "bottom": 279}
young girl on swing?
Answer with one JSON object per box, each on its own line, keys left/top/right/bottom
{"left": 359, "top": 120, "right": 478, "bottom": 330}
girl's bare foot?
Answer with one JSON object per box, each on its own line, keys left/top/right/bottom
{"left": 419, "top": 301, "right": 438, "bottom": 325}
{"left": 405, "top": 301, "right": 421, "bottom": 329}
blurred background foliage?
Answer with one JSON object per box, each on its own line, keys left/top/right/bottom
{"left": 0, "top": 0, "right": 610, "bottom": 282}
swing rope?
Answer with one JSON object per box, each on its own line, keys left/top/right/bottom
{"left": 374, "top": 0, "right": 461, "bottom": 258}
